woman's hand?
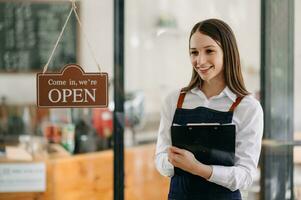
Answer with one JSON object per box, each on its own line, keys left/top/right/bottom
{"left": 168, "top": 146, "right": 213, "bottom": 179}
{"left": 168, "top": 146, "right": 198, "bottom": 173}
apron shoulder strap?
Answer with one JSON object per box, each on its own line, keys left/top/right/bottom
{"left": 176, "top": 89, "right": 187, "bottom": 109}
{"left": 229, "top": 96, "right": 244, "bottom": 112}
{"left": 177, "top": 90, "right": 244, "bottom": 111}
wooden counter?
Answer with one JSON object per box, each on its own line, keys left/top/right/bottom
{"left": 0, "top": 144, "right": 169, "bottom": 200}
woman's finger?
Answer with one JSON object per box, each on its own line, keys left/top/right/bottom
{"left": 170, "top": 146, "right": 183, "bottom": 154}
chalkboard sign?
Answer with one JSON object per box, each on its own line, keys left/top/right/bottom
{"left": 0, "top": 1, "right": 77, "bottom": 72}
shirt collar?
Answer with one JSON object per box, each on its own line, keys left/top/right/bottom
{"left": 223, "top": 87, "right": 237, "bottom": 102}
{"left": 190, "top": 86, "right": 237, "bottom": 102}
{"left": 190, "top": 86, "right": 201, "bottom": 94}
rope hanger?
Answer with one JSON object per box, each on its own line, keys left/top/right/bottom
{"left": 42, "top": 0, "right": 102, "bottom": 74}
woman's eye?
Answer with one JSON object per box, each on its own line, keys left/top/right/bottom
{"left": 190, "top": 51, "right": 198, "bottom": 55}
{"left": 206, "top": 49, "right": 214, "bottom": 54}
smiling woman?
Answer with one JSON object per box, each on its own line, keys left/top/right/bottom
{"left": 155, "top": 18, "right": 263, "bottom": 200}
{"left": 189, "top": 32, "right": 224, "bottom": 86}
{"left": 184, "top": 19, "right": 249, "bottom": 97}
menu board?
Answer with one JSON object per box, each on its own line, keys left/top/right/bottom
{"left": 0, "top": 1, "right": 77, "bottom": 72}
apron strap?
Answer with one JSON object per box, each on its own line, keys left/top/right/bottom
{"left": 176, "top": 90, "right": 187, "bottom": 109}
{"left": 176, "top": 89, "right": 244, "bottom": 111}
{"left": 229, "top": 96, "right": 244, "bottom": 112}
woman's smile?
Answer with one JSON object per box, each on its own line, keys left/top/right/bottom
{"left": 196, "top": 65, "right": 214, "bottom": 75}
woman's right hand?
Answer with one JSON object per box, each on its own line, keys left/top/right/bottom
{"left": 167, "top": 146, "right": 212, "bottom": 179}
{"left": 167, "top": 146, "right": 198, "bottom": 172}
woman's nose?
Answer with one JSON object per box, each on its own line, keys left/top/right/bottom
{"left": 196, "top": 55, "right": 206, "bottom": 66}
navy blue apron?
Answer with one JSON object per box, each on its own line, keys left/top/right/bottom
{"left": 168, "top": 90, "right": 243, "bottom": 200}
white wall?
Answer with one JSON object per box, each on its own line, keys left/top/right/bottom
{"left": 0, "top": 74, "right": 36, "bottom": 104}
{"left": 78, "top": 0, "right": 113, "bottom": 74}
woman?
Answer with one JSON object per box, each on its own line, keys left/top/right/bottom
{"left": 155, "top": 18, "right": 263, "bottom": 200}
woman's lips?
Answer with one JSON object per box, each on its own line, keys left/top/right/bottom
{"left": 198, "top": 66, "right": 213, "bottom": 74}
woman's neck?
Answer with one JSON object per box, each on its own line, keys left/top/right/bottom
{"left": 200, "top": 80, "right": 226, "bottom": 99}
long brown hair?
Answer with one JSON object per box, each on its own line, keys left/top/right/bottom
{"left": 183, "top": 18, "right": 249, "bottom": 97}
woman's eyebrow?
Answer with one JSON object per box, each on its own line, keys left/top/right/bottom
{"left": 203, "top": 45, "right": 217, "bottom": 48}
{"left": 190, "top": 45, "right": 217, "bottom": 49}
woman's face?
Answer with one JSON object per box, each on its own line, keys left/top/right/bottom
{"left": 189, "top": 32, "right": 224, "bottom": 83}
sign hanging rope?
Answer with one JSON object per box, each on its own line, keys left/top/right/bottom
{"left": 38, "top": 0, "right": 108, "bottom": 108}
{"left": 42, "top": 0, "right": 102, "bottom": 74}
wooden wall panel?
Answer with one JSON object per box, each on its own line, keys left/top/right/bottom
{"left": 0, "top": 144, "right": 169, "bottom": 200}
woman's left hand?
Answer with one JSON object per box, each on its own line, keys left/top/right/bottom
{"left": 168, "top": 146, "right": 199, "bottom": 174}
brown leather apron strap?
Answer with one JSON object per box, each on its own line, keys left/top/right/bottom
{"left": 229, "top": 96, "right": 244, "bottom": 112}
{"left": 176, "top": 90, "right": 187, "bottom": 109}
{"left": 177, "top": 89, "right": 244, "bottom": 111}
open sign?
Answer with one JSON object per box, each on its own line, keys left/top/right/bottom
{"left": 37, "top": 64, "right": 108, "bottom": 108}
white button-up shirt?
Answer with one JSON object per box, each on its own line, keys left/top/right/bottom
{"left": 155, "top": 86, "right": 263, "bottom": 191}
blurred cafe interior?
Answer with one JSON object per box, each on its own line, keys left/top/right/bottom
{"left": 0, "top": 0, "right": 300, "bottom": 199}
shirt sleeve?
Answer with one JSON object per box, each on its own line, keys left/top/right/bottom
{"left": 154, "top": 91, "right": 179, "bottom": 177}
{"left": 208, "top": 97, "right": 264, "bottom": 191}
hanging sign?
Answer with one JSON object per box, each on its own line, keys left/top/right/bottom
{"left": 37, "top": 64, "right": 108, "bottom": 108}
